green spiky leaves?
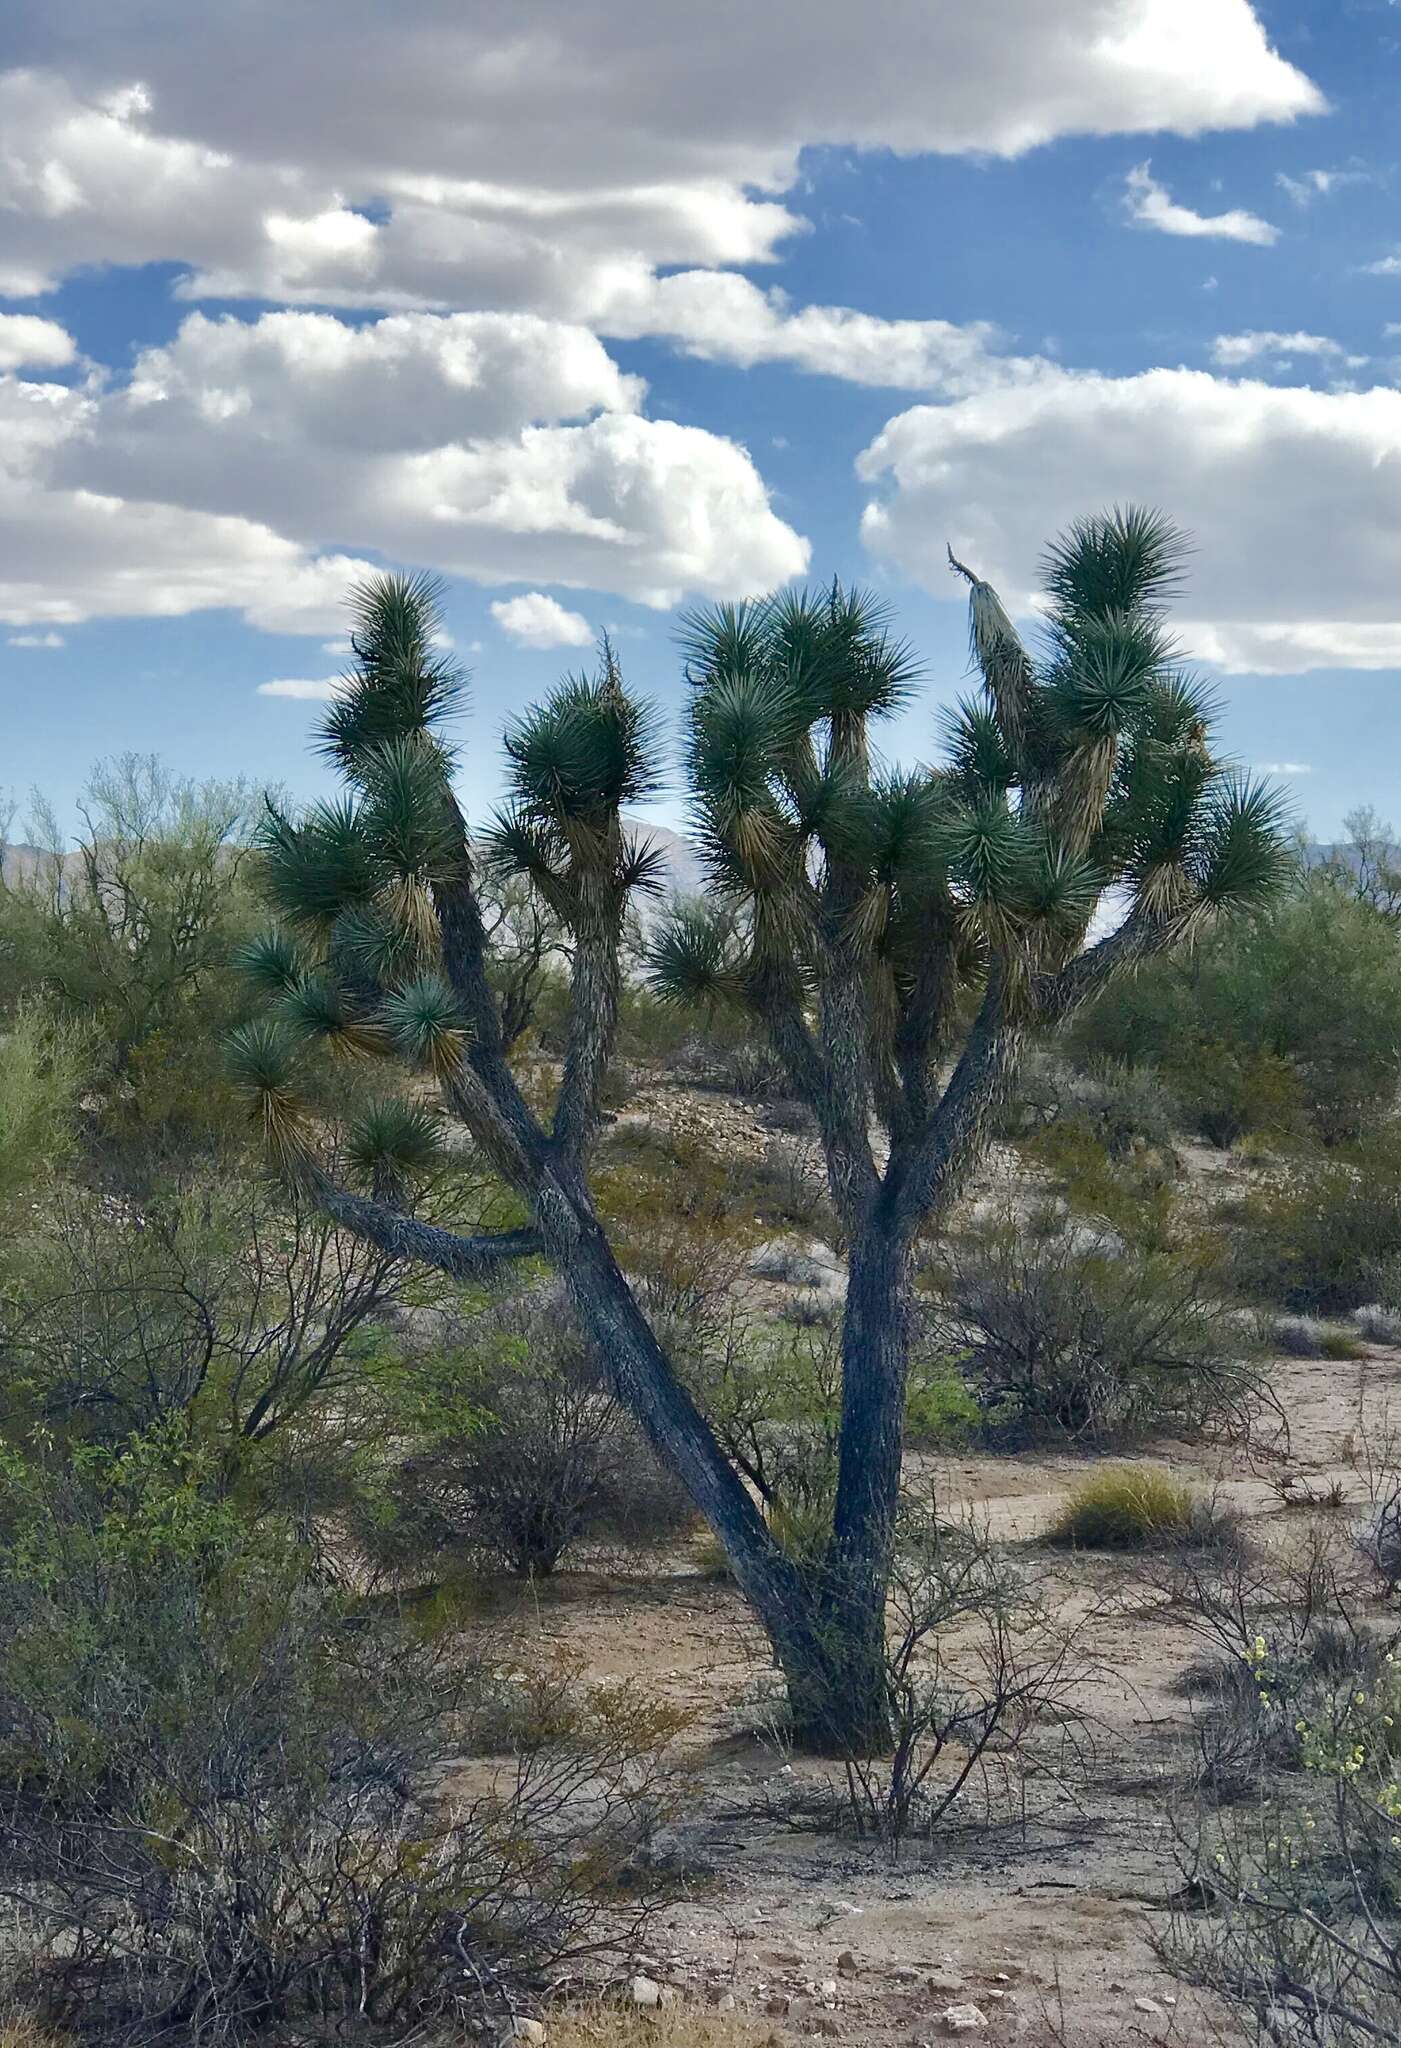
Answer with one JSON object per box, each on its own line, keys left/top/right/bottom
{"left": 1192, "top": 778, "right": 1297, "bottom": 914}
{"left": 236, "top": 928, "right": 305, "bottom": 998}
{"left": 258, "top": 798, "right": 379, "bottom": 932}
{"left": 504, "top": 655, "right": 661, "bottom": 828}
{"left": 381, "top": 971, "right": 468, "bottom": 1076}
{"left": 645, "top": 903, "right": 742, "bottom": 1008}
{"left": 319, "top": 572, "right": 464, "bottom": 773}
{"left": 1041, "top": 506, "right": 1189, "bottom": 626}
{"left": 346, "top": 1097, "right": 446, "bottom": 1190}
{"left": 225, "top": 1019, "right": 313, "bottom": 1166}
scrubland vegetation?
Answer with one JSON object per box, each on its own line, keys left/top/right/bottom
{"left": 2, "top": 516, "right": 1401, "bottom": 2043}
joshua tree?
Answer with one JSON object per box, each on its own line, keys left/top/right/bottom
{"left": 231, "top": 512, "right": 1288, "bottom": 1750}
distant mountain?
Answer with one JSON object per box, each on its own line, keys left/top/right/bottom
{"left": 626, "top": 819, "right": 704, "bottom": 899}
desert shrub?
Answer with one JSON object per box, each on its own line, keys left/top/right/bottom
{"left": 1047, "top": 1466, "right": 1194, "bottom": 1549}
{"left": 1272, "top": 1314, "right": 1366, "bottom": 1360}
{"left": 930, "top": 1218, "right": 1255, "bottom": 1441}
{"left": 1070, "top": 873, "right": 1401, "bottom": 1147}
{"left": 1163, "top": 1039, "right": 1304, "bottom": 1152}
{"left": 0, "top": 1434, "right": 685, "bottom": 2045}
{"left": 1168, "top": 1650, "right": 1401, "bottom": 2039}
{"left": 371, "top": 1291, "right": 693, "bottom": 1577}
{"left": 747, "top": 1237, "right": 838, "bottom": 1287}
{"left": 0, "top": 759, "right": 265, "bottom": 1170}
{"left": 0, "top": 1006, "right": 83, "bottom": 1208}
{"left": 1051, "top": 1059, "right": 1180, "bottom": 1159}
{"left": 780, "top": 1505, "right": 1095, "bottom": 1848}
{"left": 0, "top": 1170, "right": 448, "bottom": 1463}
{"left": 1223, "top": 1129, "right": 1401, "bottom": 1313}
{"left": 1356, "top": 1302, "right": 1401, "bottom": 1347}
{"left": 1020, "top": 1112, "right": 1180, "bottom": 1255}
{"left": 1273, "top": 1314, "right": 1327, "bottom": 1357}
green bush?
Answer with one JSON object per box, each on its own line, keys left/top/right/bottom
{"left": 1070, "top": 873, "right": 1401, "bottom": 1146}
{"left": 1223, "top": 1128, "right": 1401, "bottom": 1313}
{"left": 931, "top": 1217, "right": 1255, "bottom": 1440}
{"left": 1048, "top": 1465, "right": 1194, "bottom": 1548}
{"left": 0, "top": 1431, "right": 684, "bottom": 2043}
{"left": 369, "top": 1290, "right": 693, "bottom": 1577}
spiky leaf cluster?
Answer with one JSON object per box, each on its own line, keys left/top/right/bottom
{"left": 651, "top": 515, "right": 1290, "bottom": 1101}
{"left": 484, "top": 638, "right": 665, "bottom": 937}
{"left": 233, "top": 573, "right": 665, "bottom": 1185}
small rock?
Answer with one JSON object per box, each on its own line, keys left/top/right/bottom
{"left": 810, "top": 2020, "right": 841, "bottom": 2039}
{"left": 928, "top": 1973, "right": 965, "bottom": 1995}
{"left": 1134, "top": 1997, "right": 1166, "bottom": 2019}
{"left": 765, "top": 1995, "right": 793, "bottom": 2018}
{"left": 707, "top": 1987, "right": 737, "bottom": 2012}
{"left": 629, "top": 1976, "right": 663, "bottom": 2008}
{"left": 498, "top": 2023, "right": 546, "bottom": 2047}
{"left": 942, "top": 2006, "right": 989, "bottom": 2037}
{"left": 892, "top": 1965, "right": 923, "bottom": 1983}
{"left": 836, "top": 1950, "right": 859, "bottom": 1977}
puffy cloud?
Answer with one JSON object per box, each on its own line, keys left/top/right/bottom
{"left": 122, "top": 309, "right": 643, "bottom": 447}
{"left": 0, "top": 4, "right": 1319, "bottom": 307}
{"left": 0, "top": 372, "right": 373, "bottom": 631}
{"left": 1255, "top": 761, "right": 1312, "bottom": 775}
{"left": 0, "top": 314, "right": 76, "bottom": 370}
{"left": 7, "top": 630, "right": 65, "bottom": 646}
{"left": 490, "top": 592, "right": 593, "bottom": 648}
{"left": 1123, "top": 162, "right": 1280, "bottom": 244}
{"left": 80, "top": 313, "right": 808, "bottom": 605}
{"left": 599, "top": 271, "right": 1043, "bottom": 392}
{"left": 51, "top": 311, "right": 811, "bottom": 611}
{"left": 858, "top": 366, "right": 1401, "bottom": 673}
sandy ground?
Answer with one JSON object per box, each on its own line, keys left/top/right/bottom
{"left": 453, "top": 1340, "right": 1401, "bottom": 2048}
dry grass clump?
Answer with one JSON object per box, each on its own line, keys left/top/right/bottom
{"left": 1048, "top": 1465, "right": 1195, "bottom": 1549}
{"left": 1272, "top": 1314, "right": 1365, "bottom": 1360}
{"left": 547, "top": 2004, "right": 772, "bottom": 2048}
{"left": 0, "top": 2021, "right": 68, "bottom": 2048}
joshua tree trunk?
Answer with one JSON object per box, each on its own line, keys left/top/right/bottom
{"left": 794, "top": 1213, "right": 913, "bottom": 1751}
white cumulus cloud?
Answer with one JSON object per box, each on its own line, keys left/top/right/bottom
{"left": 858, "top": 365, "right": 1401, "bottom": 673}
{"left": 490, "top": 592, "right": 593, "bottom": 649}
{"left": 7, "top": 629, "right": 65, "bottom": 646}
{"left": 0, "top": 314, "right": 76, "bottom": 370}
{"left": 1124, "top": 161, "right": 1280, "bottom": 244}
{"left": 0, "top": 4, "right": 1319, "bottom": 309}
{"left": 65, "top": 311, "right": 810, "bottom": 609}
{"left": 0, "top": 371, "right": 374, "bottom": 632}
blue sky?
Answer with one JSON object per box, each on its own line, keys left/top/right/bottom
{"left": 1, "top": 0, "right": 1400, "bottom": 843}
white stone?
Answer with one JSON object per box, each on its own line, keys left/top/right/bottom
{"left": 629, "top": 1976, "right": 663, "bottom": 2008}
{"left": 942, "top": 2006, "right": 989, "bottom": 2037}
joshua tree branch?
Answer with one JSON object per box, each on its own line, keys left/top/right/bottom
{"left": 304, "top": 1165, "right": 543, "bottom": 1280}
{"left": 889, "top": 957, "right": 1021, "bottom": 1239}
{"left": 1034, "top": 908, "right": 1180, "bottom": 1025}
{"left": 553, "top": 906, "right": 623, "bottom": 1164}
{"left": 744, "top": 958, "right": 879, "bottom": 1227}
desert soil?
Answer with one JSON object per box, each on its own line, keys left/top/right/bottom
{"left": 455, "top": 1337, "right": 1401, "bottom": 2048}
